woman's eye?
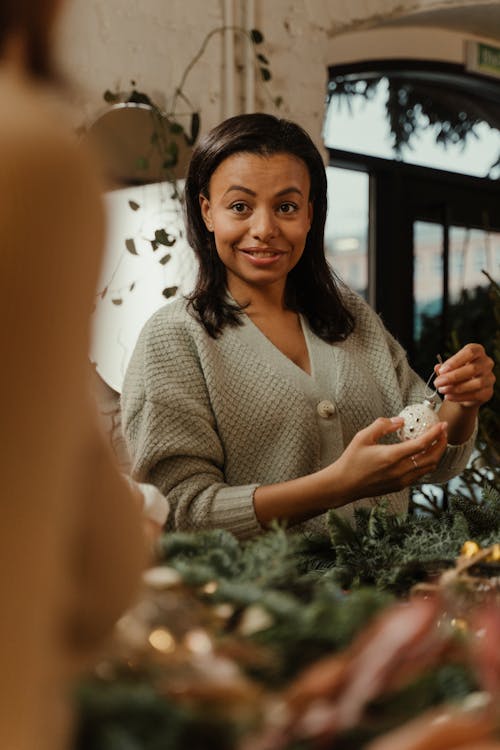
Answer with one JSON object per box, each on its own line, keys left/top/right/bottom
{"left": 278, "top": 202, "right": 297, "bottom": 214}
{"left": 230, "top": 202, "right": 248, "bottom": 213}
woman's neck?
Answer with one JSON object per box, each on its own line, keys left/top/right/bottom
{"left": 228, "top": 278, "right": 289, "bottom": 317}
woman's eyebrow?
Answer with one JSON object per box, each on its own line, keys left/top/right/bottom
{"left": 224, "top": 185, "right": 304, "bottom": 197}
{"left": 224, "top": 185, "right": 256, "bottom": 196}
{"left": 275, "top": 186, "right": 304, "bottom": 197}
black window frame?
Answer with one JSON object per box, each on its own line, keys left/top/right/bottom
{"left": 326, "top": 59, "right": 500, "bottom": 369}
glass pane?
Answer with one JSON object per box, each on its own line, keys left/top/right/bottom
{"left": 325, "top": 76, "right": 500, "bottom": 179}
{"left": 449, "top": 226, "right": 500, "bottom": 303}
{"left": 413, "top": 221, "right": 444, "bottom": 366}
{"left": 413, "top": 221, "right": 500, "bottom": 378}
{"left": 325, "top": 166, "right": 369, "bottom": 297}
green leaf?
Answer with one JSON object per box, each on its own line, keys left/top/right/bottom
{"left": 162, "top": 141, "right": 179, "bottom": 169}
{"left": 257, "top": 53, "right": 269, "bottom": 65}
{"left": 260, "top": 67, "right": 272, "bottom": 82}
{"left": 128, "top": 200, "right": 140, "bottom": 211}
{"left": 103, "top": 89, "right": 120, "bottom": 103}
{"left": 155, "top": 229, "right": 176, "bottom": 247}
{"left": 250, "top": 28, "right": 264, "bottom": 44}
{"left": 127, "top": 89, "right": 153, "bottom": 106}
{"left": 162, "top": 286, "right": 178, "bottom": 299}
{"left": 136, "top": 156, "right": 149, "bottom": 170}
{"left": 125, "top": 239, "right": 138, "bottom": 255}
{"left": 327, "top": 511, "right": 362, "bottom": 550}
{"left": 185, "top": 112, "right": 200, "bottom": 146}
{"left": 159, "top": 254, "right": 171, "bottom": 265}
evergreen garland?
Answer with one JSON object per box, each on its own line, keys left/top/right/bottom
{"left": 76, "top": 483, "right": 500, "bottom": 749}
{"left": 156, "top": 483, "right": 500, "bottom": 597}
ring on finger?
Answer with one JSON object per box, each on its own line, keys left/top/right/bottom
{"left": 410, "top": 455, "right": 418, "bottom": 469}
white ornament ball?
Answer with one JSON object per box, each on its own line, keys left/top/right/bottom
{"left": 397, "top": 400, "right": 440, "bottom": 441}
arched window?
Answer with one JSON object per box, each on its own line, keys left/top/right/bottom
{"left": 324, "top": 60, "right": 500, "bottom": 376}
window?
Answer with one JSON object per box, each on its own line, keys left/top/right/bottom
{"left": 324, "top": 60, "right": 500, "bottom": 376}
{"left": 325, "top": 167, "right": 368, "bottom": 297}
{"left": 325, "top": 72, "right": 500, "bottom": 178}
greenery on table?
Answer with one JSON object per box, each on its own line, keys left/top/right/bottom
{"left": 76, "top": 482, "right": 500, "bottom": 749}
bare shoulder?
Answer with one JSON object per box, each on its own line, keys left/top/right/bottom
{"left": 0, "top": 75, "right": 105, "bottom": 313}
{"left": 0, "top": 75, "right": 104, "bottom": 262}
{"left": 0, "top": 77, "right": 100, "bottom": 210}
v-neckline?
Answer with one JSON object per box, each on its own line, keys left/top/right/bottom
{"left": 240, "top": 310, "right": 315, "bottom": 381}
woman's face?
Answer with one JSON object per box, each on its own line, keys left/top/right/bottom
{"left": 199, "top": 151, "right": 312, "bottom": 299}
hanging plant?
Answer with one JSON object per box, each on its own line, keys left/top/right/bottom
{"left": 98, "top": 25, "right": 280, "bottom": 182}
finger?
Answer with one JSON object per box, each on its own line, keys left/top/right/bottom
{"left": 437, "top": 344, "right": 486, "bottom": 375}
{"left": 443, "top": 387, "right": 494, "bottom": 404}
{"left": 402, "top": 432, "right": 447, "bottom": 476}
{"left": 435, "top": 358, "right": 493, "bottom": 387}
{"left": 392, "top": 421, "right": 447, "bottom": 461}
{"left": 437, "top": 373, "right": 495, "bottom": 397}
{"left": 361, "top": 417, "right": 405, "bottom": 444}
{"left": 416, "top": 429, "right": 448, "bottom": 461}
{"left": 435, "top": 362, "right": 476, "bottom": 388}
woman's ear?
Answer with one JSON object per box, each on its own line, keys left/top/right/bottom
{"left": 199, "top": 194, "right": 213, "bottom": 232}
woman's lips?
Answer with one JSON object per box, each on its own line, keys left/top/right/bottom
{"left": 237, "top": 247, "right": 285, "bottom": 265}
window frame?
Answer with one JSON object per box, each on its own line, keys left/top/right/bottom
{"left": 326, "top": 59, "right": 500, "bottom": 368}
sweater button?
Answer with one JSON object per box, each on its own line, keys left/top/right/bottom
{"left": 317, "top": 400, "right": 336, "bottom": 418}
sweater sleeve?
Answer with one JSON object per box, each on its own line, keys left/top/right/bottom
{"left": 121, "top": 310, "right": 263, "bottom": 539}
{"left": 383, "top": 323, "right": 476, "bottom": 483}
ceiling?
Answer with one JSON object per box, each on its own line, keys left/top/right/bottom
{"left": 379, "top": 3, "right": 500, "bottom": 40}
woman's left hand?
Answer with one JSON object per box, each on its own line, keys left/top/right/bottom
{"left": 434, "top": 343, "right": 495, "bottom": 408}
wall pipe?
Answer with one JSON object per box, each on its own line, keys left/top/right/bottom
{"left": 223, "top": 0, "right": 235, "bottom": 118}
{"left": 244, "top": 0, "right": 255, "bottom": 113}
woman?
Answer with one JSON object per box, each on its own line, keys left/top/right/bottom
{"left": 122, "top": 113, "right": 495, "bottom": 539}
{"left": 0, "top": 2, "right": 149, "bottom": 749}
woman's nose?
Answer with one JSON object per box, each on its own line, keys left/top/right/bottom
{"left": 250, "top": 208, "right": 279, "bottom": 241}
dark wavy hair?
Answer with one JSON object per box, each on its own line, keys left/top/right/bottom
{"left": 185, "top": 113, "right": 355, "bottom": 342}
{"left": 0, "top": 0, "right": 60, "bottom": 80}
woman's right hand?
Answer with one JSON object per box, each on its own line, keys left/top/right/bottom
{"left": 327, "top": 417, "right": 448, "bottom": 506}
{"left": 254, "top": 416, "right": 448, "bottom": 528}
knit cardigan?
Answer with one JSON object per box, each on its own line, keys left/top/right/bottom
{"left": 121, "top": 289, "right": 475, "bottom": 539}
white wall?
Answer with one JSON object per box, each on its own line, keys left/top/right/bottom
{"left": 57, "top": 0, "right": 500, "bottom": 150}
{"left": 57, "top": 0, "right": 225, "bottom": 133}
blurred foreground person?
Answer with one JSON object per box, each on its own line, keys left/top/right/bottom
{"left": 0, "top": 2, "right": 147, "bottom": 748}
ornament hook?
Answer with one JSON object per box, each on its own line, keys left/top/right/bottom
{"left": 422, "top": 354, "right": 443, "bottom": 406}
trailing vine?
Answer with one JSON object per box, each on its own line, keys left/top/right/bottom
{"left": 101, "top": 25, "right": 280, "bottom": 177}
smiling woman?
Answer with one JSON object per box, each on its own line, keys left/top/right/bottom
{"left": 121, "top": 113, "right": 494, "bottom": 540}
{"left": 199, "top": 151, "right": 312, "bottom": 298}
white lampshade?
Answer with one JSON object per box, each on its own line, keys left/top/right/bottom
{"left": 90, "top": 180, "right": 197, "bottom": 392}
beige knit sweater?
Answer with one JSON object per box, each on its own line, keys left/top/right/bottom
{"left": 122, "top": 289, "right": 475, "bottom": 539}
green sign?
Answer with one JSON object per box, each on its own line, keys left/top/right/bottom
{"left": 466, "top": 41, "right": 500, "bottom": 79}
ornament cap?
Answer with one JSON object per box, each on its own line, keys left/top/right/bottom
{"left": 423, "top": 397, "right": 437, "bottom": 410}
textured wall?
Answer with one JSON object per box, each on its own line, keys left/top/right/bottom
{"left": 58, "top": 0, "right": 225, "bottom": 132}
{"left": 57, "top": 0, "right": 500, "bottom": 148}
